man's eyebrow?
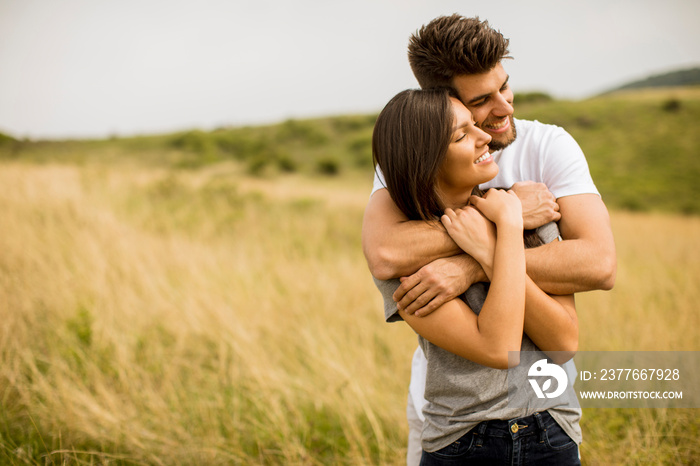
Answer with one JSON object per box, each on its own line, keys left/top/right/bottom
{"left": 501, "top": 75, "right": 510, "bottom": 88}
{"left": 464, "top": 75, "right": 510, "bottom": 105}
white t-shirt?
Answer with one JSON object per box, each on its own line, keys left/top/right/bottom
{"left": 371, "top": 118, "right": 598, "bottom": 421}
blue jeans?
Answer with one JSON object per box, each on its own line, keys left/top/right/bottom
{"left": 420, "top": 411, "right": 580, "bottom": 466}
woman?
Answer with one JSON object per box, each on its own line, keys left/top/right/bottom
{"left": 371, "top": 88, "right": 581, "bottom": 465}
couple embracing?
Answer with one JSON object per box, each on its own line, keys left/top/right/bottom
{"left": 362, "top": 14, "right": 616, "bottom": 466}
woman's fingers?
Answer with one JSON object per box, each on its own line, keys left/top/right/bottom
{"left": 441, "top": 207, "right": 456, "bottom": 227}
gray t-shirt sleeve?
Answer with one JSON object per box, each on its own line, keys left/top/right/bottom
{"left": 372, "top": 277, "right": 403, "bottom": 322}
{"left": 536, "top": 221, "right": 562, "bottom": 243}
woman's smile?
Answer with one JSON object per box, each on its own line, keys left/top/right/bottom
{"left": 474, "top": 152, "right": 492, "bottom": 165}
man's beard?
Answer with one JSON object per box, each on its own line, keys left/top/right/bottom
{"left": 486, "top": 116, "right": 517, "bottom": 151}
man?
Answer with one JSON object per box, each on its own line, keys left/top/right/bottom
{"left": 361, "top": 15, "right": 616, "bottom": 465}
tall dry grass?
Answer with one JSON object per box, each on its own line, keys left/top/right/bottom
{"left": 575, "top": 210, "right": 700, "bottom": 465}
{"left": 0, "top": 161, "right": 698, "bottom": 464}
{"left": 0, "top": 162, "right": 413, "bottom": 464}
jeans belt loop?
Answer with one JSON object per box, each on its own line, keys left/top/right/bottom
{"left": 533, "top": 411, "right": 547, "bottom": 443}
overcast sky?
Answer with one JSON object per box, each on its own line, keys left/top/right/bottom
{"left": 1, "top": 0, "right": 698, "bottom": 139}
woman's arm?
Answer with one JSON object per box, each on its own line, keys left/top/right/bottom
{"left": 398, "top": 295, "right": 518, "bottom": 370}
{"left": 470, "top": 195, "right": 578, "bottom": 364}
{"left": 522, "top": 284, "right": 578, "bottom": 364}
{"left": 397, "top": 191, "right": 526, "bottom": 370}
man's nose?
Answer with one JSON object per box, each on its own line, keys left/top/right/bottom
{"left": 493, "top": 93, "right": 514, "bottom": 117}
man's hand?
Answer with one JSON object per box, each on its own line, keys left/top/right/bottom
{"left": 510, "top": 181, "right": 561, "bottom": 229}
{"left": 393, "top": 254, "right": 486, "bottom": 317}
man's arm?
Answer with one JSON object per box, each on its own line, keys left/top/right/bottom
{"left": 386, "top": 182, "right": 562, "bottom": 316}
{"left": 524, "top": 193, "right": 616, "bottom": 294}
{"left": 392, "top": 189, "right": 615, "bottom": 315}
{"left": 361, "top": 181, "right": 562, "bottom": 281}
{"left": 361, "top": 188, "right": 461, "bottom": 280}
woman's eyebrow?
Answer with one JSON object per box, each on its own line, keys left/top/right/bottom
{"left": 452, "top": 119, "right": 470, "bottom": 131}
{"left": 452, "top": 116, "right": 476, "bottom": 131}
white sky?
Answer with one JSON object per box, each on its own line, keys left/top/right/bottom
{"left": 1, "top": 0, "right": 698, "bottom": 139}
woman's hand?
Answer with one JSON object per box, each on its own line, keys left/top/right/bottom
{"left": 469, "top": 189, "right": 523, "bottom": 230}
{"left": 441, "top": 206, "right": 496, "bottom": 270}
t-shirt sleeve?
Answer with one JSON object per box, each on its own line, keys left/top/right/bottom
{"left": 541, "top": 128, "right": 599, "bottom": 199}
{"left": 372, "top": 277, "right": 403, "bottom": 322}
{"left": 370, "top": 165, "right": 387, "bottom": 197}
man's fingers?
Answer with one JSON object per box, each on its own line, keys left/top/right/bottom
{"left": 414, "top": 294, "right": 448, "bottom": 317}
{"left": 402, "top": 287, "right": 438, "bottom": 315}
{"left": 393, "top": 274, "right": 420, "bottom": 303}
{"left": 397, "top": 282, "right": 430, "bottom": 314}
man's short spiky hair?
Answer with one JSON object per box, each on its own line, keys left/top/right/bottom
{"left": 408, "top": 14, "right": 510, "bottom": 89}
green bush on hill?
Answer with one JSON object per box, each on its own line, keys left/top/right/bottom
{"left": 513, "top": 91, "right": 553, "bottom": 104}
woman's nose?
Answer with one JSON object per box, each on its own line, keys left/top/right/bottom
{"left": 477, "top": 128, "right": 492, "bottom": 146}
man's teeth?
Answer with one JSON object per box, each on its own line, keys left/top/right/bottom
{"left": 474, "top": 153, "right": 489, "bottom": 164}
{"left": 485, "top": 118, "right": 508, "bottom": 130}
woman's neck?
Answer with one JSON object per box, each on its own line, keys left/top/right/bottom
{"left": 440, "top": 185, "right": 477, "bottom": 210}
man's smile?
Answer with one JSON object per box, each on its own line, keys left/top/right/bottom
{"left": 482, "top": 116, "right": 511, "bottom": 133}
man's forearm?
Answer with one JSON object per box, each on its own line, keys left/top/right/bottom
{"left": 362, "top": 189, "right": 461, "bottom": 279}
{"left": 524, "top": 194, "right": 616, "bottom": 295}
{"left": 525, "top": 238, "right": 615, "bottom": 294}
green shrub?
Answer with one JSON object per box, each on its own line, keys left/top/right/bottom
{"left": 661, "top": 98, "right": 682, "bottom": 112}
{"left": 330, "top": 114, "right": 377, "bottom": 132}
{"left": 316, "top": 157, "right": 340, "bottom": 176}
{"left": 215, "top": 132, "right": 268, "bottom": 160}
{"left": 276, "top": 154, "right": 298, "bottom": 173}
{"left": 276, "top": 119, "right": 329, "bottom": 146}
{"left": 514, "top": 91, "right": 553, "bottom": 104}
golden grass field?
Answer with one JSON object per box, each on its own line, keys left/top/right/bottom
{"left": 1, "top": 161, "right": 699, "bottom": 465}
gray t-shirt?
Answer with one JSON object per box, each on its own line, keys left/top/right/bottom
{"left": 373, "top": 224, "right": 582, "bottom": 452}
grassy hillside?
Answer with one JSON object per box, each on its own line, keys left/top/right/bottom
{"left": 2, "top": 86, "right": 699, "bottom": 215}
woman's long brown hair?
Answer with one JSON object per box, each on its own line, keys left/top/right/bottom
{"left": 372, "top": 88, "right": 455, "bottom": 221}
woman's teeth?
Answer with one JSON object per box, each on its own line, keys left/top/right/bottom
{"left": 474, "top": 153, "right": 489, "bottom": 164}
